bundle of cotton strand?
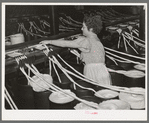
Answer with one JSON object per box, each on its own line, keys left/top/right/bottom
{"left": 98, "top": 99, "right": 131, "bottom": 110}
{"left": 94, "top": 89, "right": 119, "bottom": 102}
{"left": 29, "top": 74, "right": 53, "bottom": 109}
{"left": 49, "top": 89, "right": 76, "bottom": 109}
{"left": 123, "top": 70, "right": 145, "bottom": 88}
{"left": 119, "top": 87, "right": 145, "bottom": 110}
{"left": 134, "top": 64, "right": 145, "bottom": 72}
{"left": 29, "top": 74, "right": 53, "bottom": 92}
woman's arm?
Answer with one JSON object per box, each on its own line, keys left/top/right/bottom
{"left": 40, "top": 36, "right": 87, "bottom": 48}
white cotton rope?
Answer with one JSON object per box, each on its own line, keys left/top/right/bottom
{"left": 58, "top": 54, "right": 117, "bottom": 89}
{"left": 15, "top": 57, "right": 31, "bottom": 85}
{"left": 122, "top": 33, "right": 139, "bottom": 54}
{"left": 132, "top": 30, "right": 139, "bottom": 37}
{"left": 18, "top": 23, "right": 23, "bottom": 33}
{"left": 23, "top": 55, "right": 40, "bottom": 73}
{"left": 43, "top": 20, "right": 51, "bottom": 27}
{"left": 107, "top": 68, "right": 127, "bottom": 74}
{"left": 16, "top": 56, "right": 54, "bottom": 92}
{"left": 28, "top": 68, "right": 30, "bottom": 84}
{"left": 58, "top": 54, "right": 92, "bottom": 81}
{"left": 32, "top": 21, "right": 51, "bottom": 34}
{"left": 116, "top": 28, "right": 122, "bottom": 49}
{"left": 106, "top": 55, "right": 118, "bottom": 65}
{"left": 104, "top": 46, "right": 145, "bottom": 60}
{"left": 23, "top": 68, "right": 55, "bottom": 93}
{"left": 71, "top": 49, "right": 80, "bottom": 57}
{"left": 25, "top": 63, "right": 62, "bottom": 94}
{"left": 122, "top": 34, "right": 128, "bottom": 52}
{"left": 43, "top": 50, "right": 74, "bottom": 87}
{"left": 60, "top": 17, "right": 82, "bottom": 28}
{"left": 33, "top": 21, "right": 41, "bottom": 30}
{"left": 43, "top": 21, "right": 51, "bottom": 28}
{"left": 40, "top": 45, "right": 145, "bottom": 97}
{"left": 17, "top": 23, "right": 21, "bottom": 33}
{"left": 5, "top": 88, "right": 18, "bottom": 110}
{"left": 25, "top": 64, "right": 52, "bottom": 88}
{"left": 57, "top": 55, "right": 120, "bottom": 96}
{"left": 18, "top": 23, "right": 43, "bottom": 37}
{"left": 123, "top": 33, "right": 145, "bottom": 48}
{"left": 52, "top": 55, "right": 77, "bottom": 89}
{"left": 31, "top": 64, "right": 40, "bottom": 73}
{"left": 44, "top": 49, "right": 86, "bottom": 90}
{"left": 61, "top": 60, "right": 145, "bottom": 94}
{"left": 21, "top": 66, "right": 51, "bottom": 91}
{"left": 52, "top": 59, "right": 62, "bottom": 83}
{"left": 56, "top": 54, "right": 145, "bottom": 95}
{"left": 67, "top": 16, "right": 82, "bottom": 25}
{"left": 52, "top": 55, "right": 97, "bottom": 93}
{"left": 18, "top": 44, "right": 143, "bottom": 108}
{"left": 106, "top": 55, "right": 130, "bottom": 64}
{"left": 43, "top": 44, "right": 50, "bottom": 52}
{"left": 4, "top": 94, "right": 14, "bottom": 110}
{"left": 22, "top": 56, "right": 39, "bottom": 73}
{"left": 70, "top": 50, "right": 84, "bottom": 65}
{"left": 124, "top": 32, "right": 145, "bottom": 44}
{"left": 70, "top": 50, "right": 80, "bottom": 58}
{"left": 56, "top": 55, "right": 104, "bottom": 92}
{"left": 134, "top": 29, "right": 139, "bottom": 33}
{"left": 15, "top": 54, "right": 99, "bottom": 109}
{"left": 30, "top": 22, "right": 38, "bottom": 33}
{"left": 59, "top": 25, "right": 78, "bottom": 30}
{"left": 117, "top": 35, "right": 121, "bottom": 49}
{"left": 49, "top": 60, "right": 51, "bottom": 76}
{"left": 106, "top": 51, "right": 145, "bottom": 65}
{"left": 25, "top": 61, "right": 99, "bottom": 109}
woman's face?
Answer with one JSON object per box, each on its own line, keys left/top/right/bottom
{"left": 81, "top": 22, "right": 90, "bottom": 36}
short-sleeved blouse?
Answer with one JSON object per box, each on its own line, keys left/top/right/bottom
{"left": 76, "top": 37, "right": 105, "bottom": 64}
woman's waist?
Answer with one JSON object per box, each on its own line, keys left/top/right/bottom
{"left": 83, "top": 59, "right": 105, "bottom": 64}
{"left": 85, "top": 62, "right": 105, "bottom": 66}
{"left": 80, "top": 54, "right": 105, "bottom": 63}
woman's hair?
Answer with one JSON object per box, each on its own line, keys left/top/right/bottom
{"left": 83, "top": 15, "right": 103, "bottom": 34}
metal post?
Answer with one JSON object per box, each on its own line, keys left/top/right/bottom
{"left": 139, "top": 6, "right": 145, "bottom": 41}
{"left": 49, "top": 6, "right": 59, "bottom": 35}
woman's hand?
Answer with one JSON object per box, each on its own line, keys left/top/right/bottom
{"left": 76, "top": 36, "right": 86, "bottom": 40}
{"left": 40, "top": 40, "right": 51, "bottom": 45}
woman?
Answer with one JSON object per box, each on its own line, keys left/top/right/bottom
{"left": 40, "top": 15, "right": 111, "bottom": 85}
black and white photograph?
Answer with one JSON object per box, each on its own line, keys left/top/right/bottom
{"left": 2, "top": 2, "right": 147, "bottom": 121}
